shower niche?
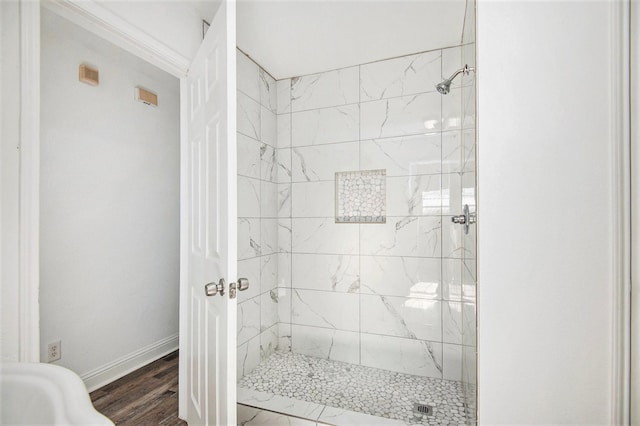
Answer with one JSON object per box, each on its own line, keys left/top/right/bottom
{"left": 235, "top": 5, "right": 477, "bottom": 424}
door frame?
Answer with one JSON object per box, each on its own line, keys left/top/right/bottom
{"left": 631, "top": 0, "right": 639, "bottom": 422}
{"left": 14, "top": 0, "right": 636, "bottom": 423}
{"left": 18, "top": 0, "right": 202, "bottom": 419}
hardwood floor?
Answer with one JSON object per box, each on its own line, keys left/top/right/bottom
{"left": 90, "top": 351, "right": 186, "bottom": 425}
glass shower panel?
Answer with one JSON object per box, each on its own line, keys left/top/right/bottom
{"left": 460, "top": 0, "right": 478, "bottom": 423}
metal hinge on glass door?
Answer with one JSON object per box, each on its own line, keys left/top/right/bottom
{"left": 451, "top": 204, "right": 476, "bottom": 235}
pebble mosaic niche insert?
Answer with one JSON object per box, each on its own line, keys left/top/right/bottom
{"left": 335, "top": 169, "right": 386, "bottom": 223}
{"left": 238, "top": 352, "right": 467, "bottom": 425}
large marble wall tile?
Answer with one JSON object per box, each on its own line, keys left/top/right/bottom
{"left": 442, "top": 343, "right": 463, "bottom": 381}
{"left": 462, "top": 223, "right": 476, "bottom": 261}
{"left": 260, "top": 218, "right": 278, "bottom": 256}
{"left": 462, "top": 259, "right": 476, "bottom": 302}
{"left": 278, "top": 219, "right": 292, "bottom": 253}
{"left": 291, "top": 325, "right": 359, "bottom": 364}
{"left": 442, "top": 46, "right": 463, "bottom": 90}
{"left": 442, "top": 172, "right": 462, "bottom": 216}
{"left": 237, "top": 335, "right": 260, "bottom": 379}
{"left": 442, "top": 131, "right": 462, "bottom": 174}
{"left": 361, "top": 295, "right": 441, "bottom": 341}
{"left": 442, "top": 301, "right": 463, "bottom": 344}
{"left": 237, "top": 133, "right": 260, "bottom": 179}
{"left": 277, "top": 184, "right": 291, "bottom": 218}
{"left": 360, "top": 256, "right": 440, "bottom": 299}
{"left": 238, "top": 297, "right": 260, "bottom": 344}
{"left": 462, "top": 302, "right": 476, "bottom": 347}
{"left": 260, "top": 180, "right": 278, "bottom": 219}
{"left": 360, "top": 134, "right": 441, "bottom": 177}
{"left": 462, "top": 81, "right": 476, "bottom": 130}
{"left": 237, "top": 50, "right": 260, "bottom": 102}
{"left": 261, "top": 290, "right": 279, "bottom": 331}
{"left": 292, "top": 289, "right": 359, "bottom": 331}
{"left": 291, "top": 66, "right": 359, "bottom": 112}
{"left": 442, "top": 218, "right": 469, "bottom": 259}
{"left": 360, "top": 216, "right": 441, "bottom": 257}
{"left": 461, "top": 170, "right": 476, "bottom": 210}
{"left": 237, "top": 389, "right": 325, "bottom": 421}
{"left": 260, "top": 143, "right": 277, "bottom": 183}
{"left": 259, "top": 69, "right": 277, "bottom": 112}
{"left": 276, "top": 148, "right": 292, "bottom": 184}
{"left": 237, "top": 404, "right": 317, "bottom": 426}
{"left": 291, "top": 181, "right": 334, "bottom": 217}
{"left": 360, "top": 92, "right": 441, "bottom": 140}
{"left": 278, "top": 322, "right": 292, "bottom": 352}
{"left": 238, "top": 176, "right": 260, "bottom": 218}
{"left": 276, "top": 79, "right": 291, "bottom": 114}
{"left": 442, "top": 259, "right": 463, "bottom": 301}
{"left": 277, "top": 113, "right": 291, "bottom": 148}
{"left": 260, "top": 326, "right": 278, "bottom": 360}
{"left": 386, "top": 175, "right": 441, "bottom": 216}
{"left": 238, "top": 218, "right": 261, "bottom": 260}
{"left": 261, "top": 106, "right": 277, "bottom": 147}
{"left": 462, "top": 345, "right": 477, "bottom": 386}
{"left": 292, "top": 254, "right": 359, "bottom": 293}
{"left": 277, "top": 288, "right": 291, "bottom": 325}
{"left": 291, "top": 105, "right": 359, "bottom": 146}
{"left": 261, "top": 254, "right": 278, "bottom": 291}
{"left": 238, "top": 91, "right": 261, "bottom": 141}
{"left": 360, "top": 333, "right": 443, "bottom": 378}
{"left": 277, "top": 253, "right": 291, "bottom": 287}
{"left": 442, "top": 88, "right": 462, "bottom": 131}
{"left": 291, "top": 142, "right": 359, "bottom": 182}
{"left": 360, "top": 50, "right": 441, "bottom": 101}
{"left": 318, "top": 406, "right": 407, "bottom": 426}
{"left": 462, "top": 128, "right": 475, "bottom": 173}
{"left": 238, "top": 257, "right": 261, "bottom": 302}
{"left": 292, "top": 218, "right": 359, "bottom": 255}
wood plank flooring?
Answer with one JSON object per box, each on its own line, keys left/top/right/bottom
{"left": 90, "top": 351, "right": 186, "bottom": 426}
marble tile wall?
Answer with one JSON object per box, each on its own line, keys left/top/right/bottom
{"left": 275, "top": 44, "right": 476, "bottom": 382}
{"left": 236, "top": 50, "right": 281, "bottom": 379}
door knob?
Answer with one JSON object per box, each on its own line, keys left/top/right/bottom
{"left": 205, "top": 278, "right": 225, "bottom": 296}
{"left": 228, "top": 278, "right": 250, "bottom": 299}
{"left": 237, "top": 278, "right": 250, "bottom": 291}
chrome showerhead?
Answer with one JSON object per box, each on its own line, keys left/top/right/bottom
{"left": 436, "top": 80, "right": 452, "bottom": 95}
{"left": 436, "top": 64, "right": 474, "bottom": 95}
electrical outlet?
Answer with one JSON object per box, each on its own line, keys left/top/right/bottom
{"left": 47, "top": 340, "right": 61, "bottom": 362}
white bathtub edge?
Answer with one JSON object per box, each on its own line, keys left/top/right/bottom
{"left": 81, "top": 333, "right": 179, "bottom": 392}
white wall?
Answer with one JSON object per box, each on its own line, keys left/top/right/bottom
{"left": 477, "top": 1, "right": 617, "bottom": 423}
{"left": 1, "top": 0, "right": 207, "bottom": 365}
{"left": 44, "top": 0, "right": 215, "bottom": 77}
{"left": 0, "top": 0, "right": 21, "bottom": 362}
{"left": 39, "top": 9, "right": 180, "bottom": 383}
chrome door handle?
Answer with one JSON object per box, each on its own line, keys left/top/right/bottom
{"left": 451, "top": 204, "right": 476, "bottom": 235}
{"left": 205, "top": 278, "right": 225, "bottom": 297}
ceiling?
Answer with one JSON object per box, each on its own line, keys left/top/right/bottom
{"left": 235, "top": 0, "right": 467, "bottom": 79}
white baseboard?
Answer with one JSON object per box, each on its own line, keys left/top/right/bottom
{"left": 81, "top": 334, "right": 179, "bottom": 392}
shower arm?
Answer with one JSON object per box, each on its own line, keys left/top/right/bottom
{"left": 446, "top": 64, "right": 475, "bottom": 83}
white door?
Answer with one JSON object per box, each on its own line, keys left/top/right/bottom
{"left": 184, "top": 1, "right": 237, "bottom": 425}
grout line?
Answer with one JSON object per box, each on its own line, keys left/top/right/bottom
{"left": 273, "top": 42, "right": 473, "bottom": 82}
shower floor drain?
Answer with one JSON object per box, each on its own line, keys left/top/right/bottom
{"left": 413, "top": 403, "right": 434, "bottom": 416}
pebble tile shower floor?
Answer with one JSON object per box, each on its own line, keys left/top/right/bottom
{"left": 238, "top": 352, "right": 467, "bottom": 425}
